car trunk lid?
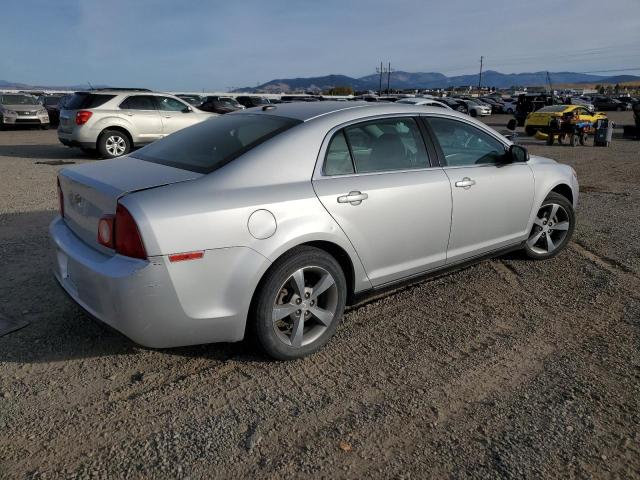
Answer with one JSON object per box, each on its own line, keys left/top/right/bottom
{"left": 58, "top": 157, "right": 202, "bottom": 254}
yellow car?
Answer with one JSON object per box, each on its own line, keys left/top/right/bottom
{"left": 524, "top": 105, "right": 606, "bottom": 136}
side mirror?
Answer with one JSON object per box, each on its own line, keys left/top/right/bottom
{"left": 509, "top": 144, "right": 529, "bottom": 163}
{"left": 182, "top": 106, "right": 192, "bottom": 113}
{"left": 506, "top": 119, "right": 517, "bottom": 131}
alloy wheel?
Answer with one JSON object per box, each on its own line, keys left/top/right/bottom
{"left": 527, "top": 203, "right": 570, "bottom": 255}
{"left": 272, "top": 266, "right": 338, "bottom": 348}
{"left": 105, "top": 135, "right": 127, "bottom": 156}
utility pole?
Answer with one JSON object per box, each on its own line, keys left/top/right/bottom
{"left": 386, "top": 62, "right": 394, "bottom": 94}
{"left": 478, "top": 56, "right": 483, "bottom": 92}
{"left": 376, "top": 62, "right": 384, "bottom": 96}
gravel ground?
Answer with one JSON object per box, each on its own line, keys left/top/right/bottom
{"left": 0, "top": 113, "right": 639, "bottom": 479}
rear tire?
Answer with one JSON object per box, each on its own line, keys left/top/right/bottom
{"left": 525, "top": 126, "right": 536, "bottom": 136}
{"left": 97, "top": 129, "right": 131, "bottom": 159}
{"left": 524, "top": 193, "right": 575, "bottom": 260}
{"left": 252, "top": 246, "right": 347, "bottom": 360}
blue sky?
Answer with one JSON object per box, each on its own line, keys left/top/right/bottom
{"left": 2, "top": 0, "right": 639, "bottom": 90}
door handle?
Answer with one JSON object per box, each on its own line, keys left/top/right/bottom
{"left": 455, "top": 177, "right": 476, "bottom": 189}
{"left": 337, "top": 191, "right": 368, "bottom": 205}
{"left": 126, "top": 113, "right": 134, "bottom": 116}
{"left": 163, "top": 115, "right": 172, "bottom": 118}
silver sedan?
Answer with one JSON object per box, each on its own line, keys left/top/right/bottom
{"left": 51, "top": 102, "right": 578, "bottom": 359}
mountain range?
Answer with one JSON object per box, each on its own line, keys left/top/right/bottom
{"left": 236, "top": 70, "right": 640, "bottom": 93}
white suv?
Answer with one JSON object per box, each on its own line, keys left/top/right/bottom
{"left": 58, "top": 89, "right": 217, "bottom": 158}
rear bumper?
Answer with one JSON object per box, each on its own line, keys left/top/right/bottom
{"left": 50, "top": 216, "right": 271, "bottom": 348}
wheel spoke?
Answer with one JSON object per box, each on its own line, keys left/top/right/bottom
{"left": 527, "top": 230, "right": 543, "bottom": 247}
{"left": 272, "top": 304, "right": 297, "bottom": 322}
{"left": 310, "top": 273, "right": 335, "bottom": 300}
{"left": 533, "top": 216, "right": 545, "bottom": 227}
{"left": 546, "top": 234, "right": 556, "bottom": 252}
{"left": 309, "top": 306, "right": 333, "bottom": 326}
{"left": 290, "top": 315, "right": 304, "bottom": 347}
{"left": 548, "top": 204, "right": 559, "bottom": 222}
{"left": 290, "top": 268, "right": 306, "bottom": 297}
{"left": 553, "top": 221, "right": 569, "bottom": 231}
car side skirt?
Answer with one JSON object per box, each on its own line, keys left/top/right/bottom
{"left": 349, "top": 241, "right": 526, "bottom": 307}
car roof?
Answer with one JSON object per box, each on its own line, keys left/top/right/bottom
{"left": 237, "top": 100, "right": 475, "bottom": 123}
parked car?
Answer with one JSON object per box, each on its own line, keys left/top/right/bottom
{"left": 58, "top": 90, "right": 216, "bottom": 158}
{"left": 458, "top": 99, "right": 491, "bottom": 117}
{"left": 437, "top": 97, "right": 468, "bottom": 113}
{"left": 199, "top": 97, "right": 243, "bottom": 114}
{"left": 0, "top": 93, "right": 50, "bottom": 129}
{"left": 592, "top": 96, "right": 630, "bottom": 111}
{"left": 51, "top": 102, "right": 577, "bottom": 359}
{"left": 176, "top": 94, "right": 205, "bottom": 107}
{"left": 395, "top": 98, "right": 453, "bottom": 109}
{"left": 40, "top": 94, "right": 70, "bottom": 127}
{"left": 236, "top": 96, "right": 271, "bottom": 108}
{"left": 480, "top": 97, "right": 505, "bottom": 114}
{"left": 524, "top": 105, "right": 606, "bottom": 136}
{"left": 501, "top": 98, "right": 518, "bottom": 114}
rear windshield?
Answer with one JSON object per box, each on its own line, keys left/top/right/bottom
{"left": 65, "top": 93, "right": 115, "bottom": 110}
{"left": 131, "top": 114, "right": 301, "bottom": 174}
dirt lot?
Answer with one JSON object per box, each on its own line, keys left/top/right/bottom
{"left": 1, "top": 113, "right": 639, "bottom": 479}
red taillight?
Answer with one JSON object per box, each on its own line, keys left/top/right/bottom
{"left": 75, "top": 110, "right": 93, "bottom": 125}
{"left": 56, "top": 177, "right": 64, "bottom": 217}
{"left": 97, "top": 215, "right": 115, "bottom": 248}
{"left": 114, "top": 204, "right": 147, "bottom": 259}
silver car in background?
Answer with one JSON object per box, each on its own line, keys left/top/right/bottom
{"left": 0, "top": 93, "right": 50, "bottom": 129}
{"left": 58, "top": 90, "right": 216, "bottom": 158}
{"left": 51, "top": 102, "right": 578, "bottom": 359}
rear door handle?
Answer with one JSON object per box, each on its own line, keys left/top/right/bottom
{"left": 337, "top": 191, "right": 368, "bottom": 205}
{"left": 455, "top": 177, "right": 476, "bottom": 189}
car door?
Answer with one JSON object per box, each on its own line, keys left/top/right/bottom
{"left": 155, "top": 96, "right": 198, "bottom": 136}
{"left": 118, "top": 95, "right": 163, "bottom": 143}
{"left": 312, "top": 116, "right": 452, "bottom": 286}
{"left": 424, "top": 115, "right": 534, "bottom": 264}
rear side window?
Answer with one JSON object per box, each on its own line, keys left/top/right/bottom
{"left": 324, "top": 131, "right": 354, "bottom": 175}
{"left": 120, "top": 95, "right": 157, "bottom": 110}
{"left": 65, "top": 93, "right": 115, "bottom": 109}
{"left": 131, "top": 114, "right": 301, "bottom": 174}
{"left": 155, "top": 96, "right": 187, "bottom": 111}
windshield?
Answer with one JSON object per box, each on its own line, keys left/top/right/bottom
{"left": 0, "top": 94, "right": 39, "bottom": 105}
{"left": 538, "top": 106, "right": 567, "bottom": 112}
{"left": 131, "top": 114, "right": 301, "bottom": 174}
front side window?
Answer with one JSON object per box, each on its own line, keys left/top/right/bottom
{"left": 120, "top": 95, "right": 156, "bottom": 110}
{"left": 156, "top": 96, "right": 188, "bottom": 112}
{"left": 428, "top": 117, "right": 506, "bottom": 167}
{"left": 340, "top": 118, "right": 429, "bottom": 174}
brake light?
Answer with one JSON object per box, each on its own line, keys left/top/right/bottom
{"left": 114, "top": 204, "right": 147, "bottom": 259}
{"left": 56, "top": 177, "right": 64, "bottom": 217}
{"left": 75, "top": 110, "right": 93, "bottom": 125}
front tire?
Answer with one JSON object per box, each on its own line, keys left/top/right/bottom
{"left": 97, "top": 129, "right": 130, "bottom": 159}
{"left": 252, "top": 246, "right": 347, "bottom": 360}
{"left": 524, "top": 192, "right": 575, "bottom": 260}
{"left": 525, "top": 126, "right": 536, "bottom": 136}
{"left": 470, "top": 109, "right": 478, "bottom": 118}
